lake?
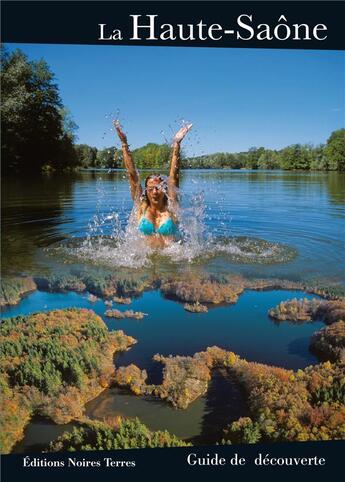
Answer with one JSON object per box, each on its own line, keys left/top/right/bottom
{"left": 2, "top": 169, "right": 344, "bottom": 282}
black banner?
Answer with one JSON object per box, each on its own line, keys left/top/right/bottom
{"left": 1, "top": 1, "right": 345, "bottom": 50}
{"left": 2, "top": 440, "right": 345, "bottom": 481}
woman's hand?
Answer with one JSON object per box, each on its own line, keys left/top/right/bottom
{"left": 173, "top": 123, "right": 193, "bottom": 145}
{"left": 113, "top": 120, "right": 127, "bottom": 144}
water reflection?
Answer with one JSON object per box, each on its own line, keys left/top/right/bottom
{"left": 192, "top": 368, "right": 250, "bottom": 445}
{"left": 2, "top": 174, "right": 75, "bottom": 274}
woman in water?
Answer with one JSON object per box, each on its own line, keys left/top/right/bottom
{"left": 113, "top": 120, "right": 192, "bottom": 248}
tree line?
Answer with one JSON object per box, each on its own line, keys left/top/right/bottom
{"left": 75, "top": 130, "right": 345, "bottom": 171}
{"left": 74, "top": 142, "right": 172, "bottom": 170}
{"left": 184, "top": 133, "right": 345, "bottom": 171}
{"left": 48, "top": 418, "right": 189, "bottom": 451}
{"left": 1, "top": 47, "right": 344, "bottom": 175}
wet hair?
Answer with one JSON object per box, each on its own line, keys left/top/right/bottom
{"left": 141, "top": 174, "right": 168, "bottom": 206}
{"left": 137, "top": 174, "right": 168, "bottom": 220}
{"left": 138, "top": 174, "right": 177, "bottom": 223}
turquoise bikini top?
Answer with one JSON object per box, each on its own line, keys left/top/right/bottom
{"left": 139, "top": 217, "right": 178, "bottom": 236}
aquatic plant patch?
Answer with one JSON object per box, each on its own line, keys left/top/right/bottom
{"left": 184, "top": 302, "right": 208, "bottom": 313}
{"left": 105, "top": 309, "right": 147, "bottom": 320}
{"left": 268, "top": 298, "right": 345, "bottom": 324}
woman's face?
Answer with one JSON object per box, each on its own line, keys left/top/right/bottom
{"left": 146, "top": 178, "right": 165, "bottom": 207}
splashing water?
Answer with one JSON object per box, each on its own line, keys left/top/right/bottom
{"left": 50, "top": 177, "right": 296, "bottom": 269}
{"left": 52, "top": 114, "right": 296, "bottom": 269}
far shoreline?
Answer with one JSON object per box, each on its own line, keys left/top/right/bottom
{"left": 78, "top": 167, "right": 344, "bottom": 173}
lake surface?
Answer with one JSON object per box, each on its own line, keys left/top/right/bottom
{"left": 1, "top": 289, "right": 323, "bottom": 371}
{"left": 2, "top": 169, "right": 344, "bottom": 452}
{"left": 2, "top": 170, "right": 345, "bottom": 282}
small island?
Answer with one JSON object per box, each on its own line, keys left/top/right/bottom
{"left": 184, "top": 302, "right": 209, "bottom": 313}
{"left": 105, "top": 309, "right": 147, "bottom": 320}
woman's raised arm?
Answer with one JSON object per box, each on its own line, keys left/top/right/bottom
{"left": 168, "top": 123, "right": 192, "bottom": 202}
{"left": 113, "top": 120, "right": 142, "bottom": 202}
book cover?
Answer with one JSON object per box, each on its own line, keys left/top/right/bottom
{"left": 1, "top": 1, "right": 344, "bottom": 480}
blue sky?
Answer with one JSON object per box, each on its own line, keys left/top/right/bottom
{"left": 8, "top": 44, "right": 345, "bottom": 155}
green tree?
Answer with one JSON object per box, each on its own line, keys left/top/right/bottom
{"left": 325, "top": 129, "right": 345, "bottom": 171}
{"left": 245, "top": 147, "right": 265, "bottom": 169}
{"left": 309, "top": 145, "right": 328, "bottom": 170}
{"left": 277, "top": 144, "right": 310, "bottom": 170}
{"left": 132, "top": 143, "right": 171, "bottom": 169}
{"left": 257, "top": 150, "right": 279, "bottom": 169}
{"left": 95, "top": 147, "right": 122, "bottom": 168}
{"left": 74, "top": 144, "right": 98, "bottom": 168}
{"left": 1, "top": 47, "right": 78, "bottom": 174}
